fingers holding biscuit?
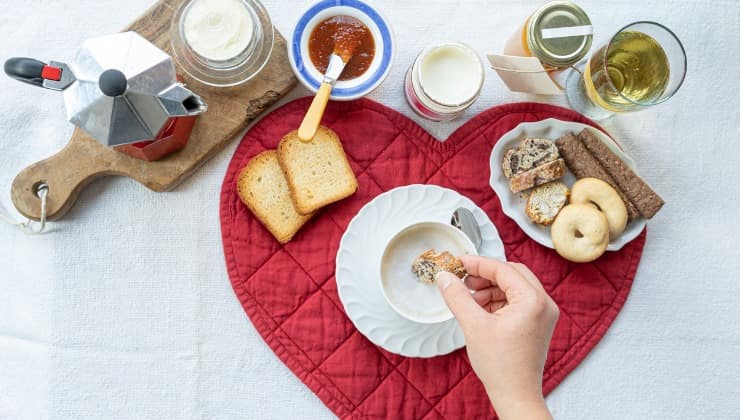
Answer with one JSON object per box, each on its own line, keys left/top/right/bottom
{"left": 508, "top": 262, "right": 546, "bottom": 293}
{"left": 465, "top": 275, "right": 495, "bottom": 290}
{"left": 459, "top": 255, "right": 537, "bottom": 304}
{"left": 485, "top": 301, "right": 507, "bottom": 314}
{"left": 436, "top": 271, "right": 487, "bottom": 324}
{"left": 472, "top": 287, "right": 506, "bottom": 307}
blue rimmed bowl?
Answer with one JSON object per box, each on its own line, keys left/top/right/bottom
{"left": 288, "top": 0, "right": 395, "bottom": 101}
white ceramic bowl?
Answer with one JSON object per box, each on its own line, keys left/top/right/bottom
{"left": 489, "top": 118, "right": 646, "bottom": 251}
{"left": 378, "top": 221, "right": 478, "bottom": 324}
{"left": 288, "top": 0, "right": 395, "bottom": 100}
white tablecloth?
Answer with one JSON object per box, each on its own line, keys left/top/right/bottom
{"left": 1, "top": 1, "right": 739, "bottom": 418}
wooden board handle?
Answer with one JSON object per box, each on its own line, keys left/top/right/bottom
{"left": 11, "top": 133, "right": 112, "bottom": 221}
{"left": 5, "top": 1, "right": 296, "bottom": 222}
{"left": 298, "top": 82, "right": 332, "bottom": 142}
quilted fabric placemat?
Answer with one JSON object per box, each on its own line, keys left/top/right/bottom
{"left": 220, "top": 98, "right": 646, "bottom": 419}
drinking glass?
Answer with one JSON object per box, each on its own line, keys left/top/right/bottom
{"left": 566, "top": 21, "right": 687, "bottom": 120}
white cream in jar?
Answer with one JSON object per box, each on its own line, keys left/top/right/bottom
{"left": 419, "top": 45, "right": 483, "bottom": 106}
{"left": 405, "top": 43, "right": 484, "bottom": 121}
{"left": 183, "top": 0, "right": 254, "bottom": 62}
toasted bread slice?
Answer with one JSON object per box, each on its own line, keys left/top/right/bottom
{"left": 237, "top": 150, "right": 313, "bottom": 244}
{"left": 277, "top": 126, "right": 358, "bottom": 215}
{"left": 509, "top": 158, "right": 566, "bottom": 193}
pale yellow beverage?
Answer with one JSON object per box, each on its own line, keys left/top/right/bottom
{"left": 583, "top": 30, "right": 670, "bottom": 112}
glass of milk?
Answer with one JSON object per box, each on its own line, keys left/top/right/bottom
{"left": 170, "top": 0, "right": 274, "bottom": 87}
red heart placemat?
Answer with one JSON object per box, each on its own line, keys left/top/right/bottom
{"left": 220, "top": 98, "right": 645, "bottom": 419}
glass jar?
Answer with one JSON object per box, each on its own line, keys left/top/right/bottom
{"left": 170, "top": 0, "right": 274, "bottom": 87}
{"left": 503, "top": 1, "right": 592, "bottom": 71}
{"left": 404, "top": 42, "right": 484, "bottom": 121}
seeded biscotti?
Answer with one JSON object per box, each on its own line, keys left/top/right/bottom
{"left": 502, "top": 137, "right": 560, "bottom": 178}
{"left": 509, "top": 158, "right": 566, "bottom": 193}
{"left": 525, "top": 181, "right": 569, "bottom": 225}
{"left": 412, "top": 249, "right": 467, "bottom": 284}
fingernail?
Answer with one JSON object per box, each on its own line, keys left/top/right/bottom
{"left": 436, "top": 271, "right": 456, "bottom": 290}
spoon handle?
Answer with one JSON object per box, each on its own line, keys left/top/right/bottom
{"left": 298, "top": 82, "right": 332, "bottom": 142}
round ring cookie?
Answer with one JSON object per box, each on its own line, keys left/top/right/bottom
{"left": 551, "top": 204, "right": 609, "bottom": 263}
{"left": 570, "top": 178, "right": 628, "bottom": 240}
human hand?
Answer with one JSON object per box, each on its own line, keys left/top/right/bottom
{"left": 436, "top": 256, "right": 559, "bottom": 420}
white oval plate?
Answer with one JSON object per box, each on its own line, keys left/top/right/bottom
{"left": 489, "top": 119, "right": 646, "bottom": 251}
{"left": 336, "top": 185, "right": 506, "bottom": 358}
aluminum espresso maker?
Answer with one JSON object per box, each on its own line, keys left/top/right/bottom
{"left": 4, "top": 31, "right": 207, "bottom": 161}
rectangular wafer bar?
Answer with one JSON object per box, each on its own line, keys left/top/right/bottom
{"left": 577, "top": 129, "right": 664, "bottom": 219}
{"left": 555, "top": 132, "right": 641, "bottom": 220}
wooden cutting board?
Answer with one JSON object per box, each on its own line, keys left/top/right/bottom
{"left": 11, "top": 0, "right": 296, "bottom": 221}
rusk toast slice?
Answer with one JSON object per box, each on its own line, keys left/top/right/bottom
{"left": 237, "top": 150, "right": 314, "bottom": 244}
{"left": 277, "top": 126, "right": 358, "bottom": 215}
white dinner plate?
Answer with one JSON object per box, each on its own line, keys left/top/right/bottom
{"left": 489, "top": 118, "right": 646, "bottom": 251}
{"left": 335, "top": 185, "right": 506, "bottom": 358}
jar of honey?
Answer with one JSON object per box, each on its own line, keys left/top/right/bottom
{"left": 503, "top": 1, "right": 593, "bottom": 71}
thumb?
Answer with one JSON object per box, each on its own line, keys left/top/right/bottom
{"left": 436, "top": 271, "right": 486, "bottom": 324}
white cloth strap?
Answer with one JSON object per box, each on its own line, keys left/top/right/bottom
{"left": 0, "top": 184, "right": 48, "bottom": 234}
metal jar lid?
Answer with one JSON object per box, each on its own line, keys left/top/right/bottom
{"left": 527, "top": 1, "right": 593, "bottom": 68}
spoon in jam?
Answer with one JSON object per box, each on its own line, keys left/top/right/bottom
{"left": 298, "top": 16, "right": 366, "bottom": 142}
